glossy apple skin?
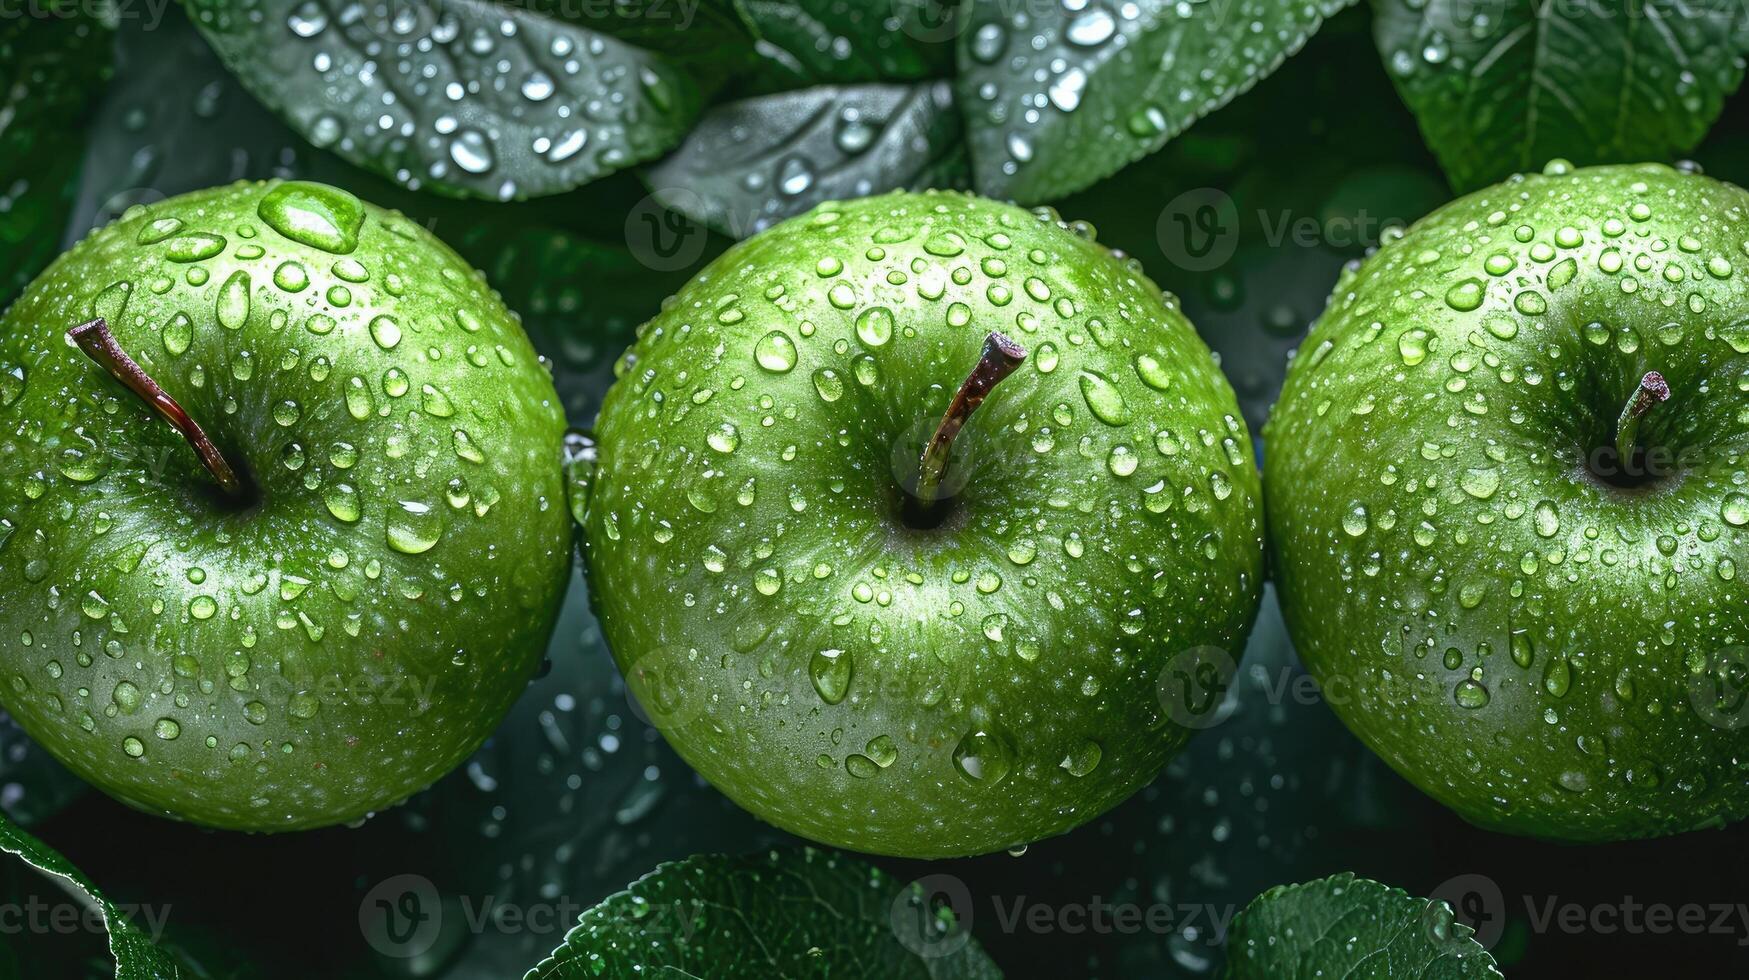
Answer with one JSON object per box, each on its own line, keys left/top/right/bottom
{"left": 582, "top": 192, "right": 1264, "bottom": 858}
{"left": 0, "top": 180, "right": 572, "bottom": 830}
{"left": 1266, "top": 162, "right": 1749, "bottom": 841}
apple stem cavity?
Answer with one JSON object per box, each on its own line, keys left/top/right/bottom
{"left": 68, "top": 318, "right": 248, "bottom": 499}
{"left": 912, "top": 332, "right": 1028, "bottom": 513}
{"left": 1613, "top": 370, "right": 1670, "bottom": 470}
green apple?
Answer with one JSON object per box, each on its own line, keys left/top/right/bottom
{"left": 0, "top": 180, "right": 572, "bottom": 830}
{"left": 1267, "top": 161, "right": 1749, "bottom": 841}
{"left": 579, "top": 191, "right": 1265, "bottom": 857}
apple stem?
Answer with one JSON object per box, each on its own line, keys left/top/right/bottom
{"left": 68, "top": 318, "right": 246, "bottom": 498}
{"left": 913, "top": 332, "right": 1027, "bottom": 509}
{"left": 1614, "top": 370, "right": 1670, "bottom": 468}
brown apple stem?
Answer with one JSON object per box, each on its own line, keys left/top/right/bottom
{"left": 68, "top": 318, "right": 245, "bottom": 498}
{"left": 913, "top": 332, "right": 1027, "bottom": 508}
{"left": 1614, "top": 370, "right": 1669, "bottom": 467}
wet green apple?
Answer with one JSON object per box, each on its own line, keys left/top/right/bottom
{"left": 0, "top": 180, "right": 572, "bottom": 830}
{"left": 579, "top": 191, "right": 1264, "bottom": 858}
{"left": 1267, "top": 161, "right": 1749, "bottom": 841}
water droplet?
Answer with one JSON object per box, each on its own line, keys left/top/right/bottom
{"left": 855, "top": 306, "right": 894, "bottom": 347}
{"left": 952, "top": 728, "right": 1013, "bottom": 785}
{"left": 386, "top": 500, "right": 442, "bottom": 554}
{"left": 808, "top": 649, "right": 852, "bottom": 704}
{"left": 754, "top": 330, "right": 797, "bottom": 372}
{"left": 257, "top": 181, "right": 365, "bottom": 255}
{"left": 1078, "top": 371, "right": 1130, "bottom": 425}
{"left": 1444, "top": 278, "right": 1484, "bottom": 311}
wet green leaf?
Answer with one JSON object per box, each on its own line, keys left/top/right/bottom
{"left": 183, "top": 0, "right": 707, "bottom": 200}
{"left": 645, "top": 80, "right": 966, "bottom": 236}
{"left": 524, "top": 848, "right": 1001, "bottom": 979}
{"left": 1223, "top": 873, "right": 1502, "bottom": 979}
{"left": 0, "top": 1, "right": 113, "bottom": 309}
{"left": 1373, "top": 0, "right": 1749, "bottom": 191}
{"left": 730, "top": 0, "right": 953, "bottom": 87}
{"left": 0, "top": 811, "right": 187, "bottom": 979}
{"left": 956, "top": 0, "right": 1352, "bottom": 202}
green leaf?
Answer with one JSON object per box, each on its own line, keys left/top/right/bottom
{"left": 1222, "top": 873, "right": 1503, "bottom": 979}
{"left": 730, "top": 0, "right": 952, "bottom": 87}
{"left": 644, "top": 81, "right": 967, "bottom": 236}
{"left": 0, "top": 811, "right": 186, "bottom": 979}
{"left": 955, "top": 0, "right": 1352, "bottom": 203}
{"left": 524, "top": 848, "right": 1002, "bottom": 979}
{"left": 1373, "top": 0, "right": 1749, "bottom": 191}
{"left": 0, "top": 1, "right": 113, "bottom": 309}
{"left": 181, "top": 0, "right": 707, "bottom": 200}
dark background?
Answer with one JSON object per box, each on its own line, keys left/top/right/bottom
{"left": 6, "top": 5, "right": 1749, "bottom": 977}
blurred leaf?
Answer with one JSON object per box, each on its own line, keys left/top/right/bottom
{"left": 730, "top": 0, "right": 952, "bottom": 88}
{"left": 0, "top": 1, "right": 114, "bottom": 309}
{"left": 645, "top": 80, "right": 965, "bottom": 236}
{"left": 182, "top": 0, "right": 706, "bottom": 200}
{"left": 956, "top": 0, "right": 1352, "bottom": 202}
{"left": 1223, "top": 873, "right": 1502, "bottom": 979}
{"left": 1373, "top": 0, "right": 1749, "bottom": 191}
{"left": 0, "top": 811, "right": 187, "bottom": 979}
{"left": 524, "top": 848, "right": 1002, "bottom": 979}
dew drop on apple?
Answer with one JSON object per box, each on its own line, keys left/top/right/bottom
{"left": 386, "top": 500, "right": 443, "bottom": 554}
{"left": 808, "top": 649, "right": 851, "bottom": 705}
{"left": 324, "top": 485, "right": 362, "bottom": 523}
{"left": 453, "top": 429, "right": 485, "bottom": 463}
{"left": 344, "top": 376, "right": 374, "bottom": 420}
{"left": 1132, "top": 353, "right": 1172, "bottom": 390}
{"left": 1060, "top": 739, "right": 1102, "bottom": 777}
{"left": 1078, "top": 370, "right": 1130, "bottom": 425}
{"left": 1454, "top": 678, "right": 1490, "bottom": 709}
{"left": 952, "top": 728, "right": 1013, "bottom": 785}
{"left": 1444, "top": 278, "right": 1484, "bottom": 311}
{"left": 854, "top": 306, "right": 893, "bottom": 347}
{"left": 112, "top": 680, "right": 140, "bottom": 714}
{"left": 164, "top": 233, "right": 226, "bottom": 263}
{"left": 258, "top": 182, "right": 365, "bottom": 255}
{"left": 0, "top": 363, "right": 24, "bottom": 407}
{"left": 754, "top": 330, "right": 797, "bottom": 373}
{"left": 811, "top": 368, "right": 844, "bottom": 402}
{"left": 216, "top": 270, "right": 251, "bottom": 329}
{"left": 1721, "top": 493, "right": 1749, "bottom": 526}
{"left": 369, "top": 315, "right": 402, "bottom": 350}
{"left": 1341, "top": 503, "right": 1369, "bottom": 537}
{"left": 707, "top": 423, "right": 739, "bottom": 453}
